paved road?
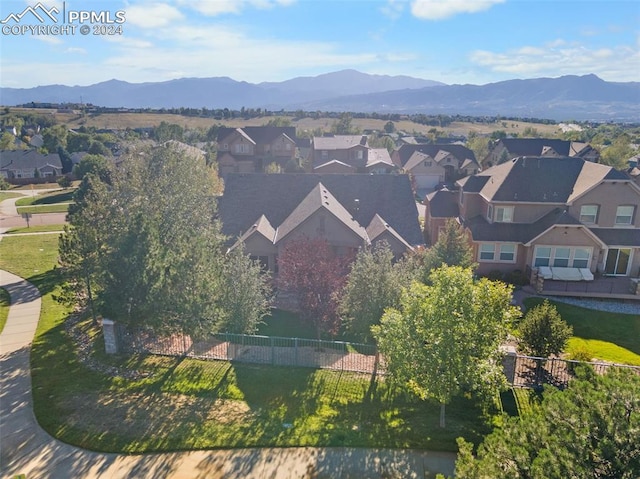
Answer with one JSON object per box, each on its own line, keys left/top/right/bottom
{"left": 0, "top": 189, "right": 67, "bottom": 232}
{"left": 0, "top": 269, "right": 457, "bottom": 479}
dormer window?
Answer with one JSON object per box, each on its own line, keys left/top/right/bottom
{"left": 424, "top": 160, "right": 432, "bottom": 167}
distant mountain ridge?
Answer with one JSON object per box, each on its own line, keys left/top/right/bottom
{"left": 1, "top": 70, "right": 638, "bottom": 121}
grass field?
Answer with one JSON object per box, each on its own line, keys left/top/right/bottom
{"left": 16, "top": 204, "right": 70, "bottom": 214}
{"left": 523, "top": 298, "right": 640, "bottom": 366}
{"left": 0, "top": 234, "right": 495, "bottom": 454}
{"left": 0, "top": 288, "right": 10, "bottom": 334}
{"left": 48, "top": 110, "right": 563, "bottom": 138}
{"left": 0, "top": 192, "right": 24, "bottom": 202}
{"left": 15, "top": 189, "right": 74, "bottom": 206}
{"left": 4, "top": 225, "right": 65, "bottom": 234}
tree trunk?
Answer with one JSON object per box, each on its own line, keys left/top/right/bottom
{"left": 86, "top": 275, "right": 98, "bottom": 326}
{"left": 440, "top": 402, "right": 446, "bottom": 428}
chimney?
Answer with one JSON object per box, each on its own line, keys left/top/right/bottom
{"left": 360, "top": 135, "right": 367, "bottom": 146}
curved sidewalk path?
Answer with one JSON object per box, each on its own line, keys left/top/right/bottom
{"left": 0, "top": 270, "right": 456, "bottom": 479}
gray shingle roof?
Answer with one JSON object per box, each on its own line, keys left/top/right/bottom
{"left": 219, "top": 173, "right": 424, "bottom": 246}
{"left": 394, "top": 144, "right": 477, "bottom": 168}
{"left": 0, "top": 150, "right": 62, "bottom": 170}
{"left": 313, "top": 135, "right": 368, "bottom": 150}
{"left": 465, "top": 208, "right": 582, "bottom": 244}
{"left": 464, "top": 156, "right": 622, "bottom": 203}
{"left": 498, "top": 138, "right": 595, "bottom": 158}
{"left": 590, "top": 228, "right": 640, "bottom": 247}
{"left": 425, "top": 188, "right": 459, "bottom": 218}
{"left": 217, "top": 126, "right": 297, "bottom": 144}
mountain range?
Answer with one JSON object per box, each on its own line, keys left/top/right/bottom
{"left": 1, "top": 70, "right": 638, "bottom": 121}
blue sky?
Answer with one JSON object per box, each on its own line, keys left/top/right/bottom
{"left": 1, "top": 0, "right": 638, "bottom": 88}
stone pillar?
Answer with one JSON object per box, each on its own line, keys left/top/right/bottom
{"left": 102, "top": 318, "right": 119, "bottom": 354}
{"left": 501, "top": 345, "right": 517, "bottom": 386}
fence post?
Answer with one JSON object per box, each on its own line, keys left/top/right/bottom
{"left": 501, "top": 346, "right": 517, "bottom": 385}
{"left": 294, "top": 337, "right": 298, "bottom": 367}
{"left": 102, "top": 318, "right": 119, "bottom": 354}
{"left": 271, "top": 336, "right": 275, "bottom": 366}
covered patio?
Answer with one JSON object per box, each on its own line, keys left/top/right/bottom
{"left": 539, "top": 276, "right": 640, "bottom": 301}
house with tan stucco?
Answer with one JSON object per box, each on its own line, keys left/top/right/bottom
{"left": 424, "top": 156, "right": 640, "bottom": 298}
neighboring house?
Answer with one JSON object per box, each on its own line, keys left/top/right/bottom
{"left": 424, "top": 188, "right": 460, "bottom": 245}
{"left": 483, "top": 138, "right": 600, "bottom": 168}
{"left": 424, "top": 156, "right": 640, "bottom": 284}
{"left": 0, "top": 150, "right": 63, "bottom": 179}
{"left": 391, "top": 144, "right": 479, "bottom": 191}
{"left": 217, "top": 126, "right": 298, "bottom": 175}
{"left": 29, "top": 134, "right": 44, "bottom": 148}
{"left": 309, "top": 135, "right": 395, "bottom": 174}
{"left": 218, "top": 174, "right": 424, "bottom": 273}
{"left": 163, "top": 140, "right": 206, "bottom": 160}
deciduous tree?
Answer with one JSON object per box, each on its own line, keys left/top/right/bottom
{"left": 518, "top": 300, "right": 572, "bottom": 357}
{"left": 277, "top": 237, "right": 352, "bottom": 338}
{"left": 339, "top": 242, "right": 415, "bottom": 342}
{"left": 373, "top": 266, "right": 518, "bottom": 427}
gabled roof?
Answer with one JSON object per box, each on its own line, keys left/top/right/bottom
{"left": 218, "top": 174, "right": 424, "bottom": 247}
{"left": 464, "top": 208, "right": 584, "bottom": 244}
{"left": 0, "top": 150, "right": 62, "bottom": 170}
{"left": 434, "top": 150, "right": 454, "bottom": 163}
{"left": 313, "top": 135, "right": 368, "bottom": 150}
{"left": 497, "top": 138, "right": 598, "bottom": 158}
{"left": 394, "top": 144, "right": 477, "bottom": 168}
{"left": 230, "top": 214, "right": 276, "bottom": 250}
{"left": 313, "top": 160, "right": 354, "bottom": 172}
{"left": 275, "top": 182, "right": 368, "bottom": 244}
{"left": 462, "top": 156, "right": 625, "bottom": 204}
{"left": 366, "top": 148, "right": 394, "bottom": 168}
{"left": 425, "top": 188, "right": 459, "bottom": 218}
{"left": 217, "top": 126, "right": 297, "bottom": 145}
{"left": 366, "top": 214, "right": 413, "bottom": 251}
{"left": 404, "top": 151, "right": 435, "bottom": 171}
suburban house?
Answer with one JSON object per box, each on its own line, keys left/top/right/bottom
{"left": 482, "top": 138, "right": 600, "bottom": 168}
{"left": 424, "top": 156, "right": 640, "bottom": 296}
{"left": 216, "top": 126, "right": 298, "bottom": 175}
{"left": 218, "top": 174, "right": 424, "bottom": 273}
{"left": 0, "top": 150, "right": 63, "bottom": 180}
{"left": 391, "top": 144, "right": 479, "bottom": 191}
{"left": 309, "top": 135, "right": 395, "bottom": 174}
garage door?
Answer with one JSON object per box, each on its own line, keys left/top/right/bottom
{"left": 414, "top": 174, "right": 441, "bottom": 189}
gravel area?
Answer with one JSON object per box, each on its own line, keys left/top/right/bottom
{"left": 540, "top": 296, "right": 640, "bottom": 315}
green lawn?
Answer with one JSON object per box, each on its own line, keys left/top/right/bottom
{"left": 4, "top": 224, "right": 66, "bottom": 234}
{"left": 15, "top": 189, "right": 75, "bottom": 206}
{"left": 0, "top": 192, "right": 24, "bottom": 202}
{"left": 0, "top": 288, "right": 10, "bottom": 334}
{"left": 16, "top": 204, "right": 70, "bottom": 214}
{"left": 0, "top": 234, "right": 496, "bottom": 454}
{"left": 523, "top": 298, "right": 640, "bottom": 366}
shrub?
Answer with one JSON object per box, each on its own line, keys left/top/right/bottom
{"left": 519, "top": 300, "right": 573, "bottom": 357}
{"left": 486, "top": 270, "right": 503, "bottom": 281}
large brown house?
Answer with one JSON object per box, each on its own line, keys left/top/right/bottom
{"left": 218, "top": 174, "right": 424, "bottom": 273}
{"left": 424, "top": 156, "right": 640, "bottom": 283}
{"left": 482, "top": 138, "right": 600, "bottom": 168}
{"left": 216, "top": 126, "right": 298, "bottom": 175}
{"left": 309, "top": 135, "right": 394, "bottom": 174}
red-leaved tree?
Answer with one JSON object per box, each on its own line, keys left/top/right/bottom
{"left": 277, "top": 237, "right": 353, "bottom": 338}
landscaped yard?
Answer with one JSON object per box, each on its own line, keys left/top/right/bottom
{"left": 4, "top": 224, "right": 66, "bottom": 234}
{"left": 0, "top": 192, "right": 24, "bottom": 202}
{"left": 0, "top": 234, "right": 496, "bottom": 454}
{"left": 523, "top": 297, "right": 640, "bottom": 366}
{"left": 14, "top": 189, "right": 74, "bottom": 214}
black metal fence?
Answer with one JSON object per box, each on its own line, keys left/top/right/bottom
{"left": 115, "top": 326, "right": 639, "bottom": 386}
{"left": 118, "top": 327, "right": 379, "bottom": 374}
{"left": 504, "top": 353, "right": 640, "bottom": 390}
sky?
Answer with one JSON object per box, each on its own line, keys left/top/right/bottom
{"left": 0, "top": 0, "right": 638, "bottom": 88}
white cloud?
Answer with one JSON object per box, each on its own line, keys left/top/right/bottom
{"left": 65, "top": 47, "right": 87, "bottom": 54}
{"left": 176, "top": 0, "right": 296, "bottom": 16}
{"left": 470, "top": 40, "right": 640, "bottom": 82}
{"left": 125, "top": 3, "right": 183, "bottom": 28}
{"left": 381, "top": 0, "right": 406, "bottom": 20}
{"left": 411, "top": 0, "right": 505, "bottom": 20}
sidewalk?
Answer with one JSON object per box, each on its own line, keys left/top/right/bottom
{"left": 0, "top": 269, "right": 456, "bottom": 479}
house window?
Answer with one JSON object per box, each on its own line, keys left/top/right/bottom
{"left": 356, "top": 150, "right": 364, "bottom": 160}
{"left": 553, "top": 247, "right": 571, "bottom": 267}
{"left": 235, "top": 143, "right": 249, "bottom": 154}
{"left": 572, "top": 248, "right": 591, "bottom": 268}
{"left": 534, "top": 247, "right": 551, "bottom": 267}
{"left": 479, "top": 243, "right": 495, "bottom": 261}
{"left": 321, "top": 150, "right": 328, "bottom": 160}
{"left": 615, "top": 205, "right": 634, "bottom": 226}
{"left": 495, "top": 206, "right": 513, "bottom": 223}
{"left": 285, "top": 143, "right": 291, "bottom": 151}
{"left": 222, "top": 143, "right": 228, "bottom": 150}
{"left": 499, "top": 244, "right": 516, "bottom": 262}
{"left": 487, "top": 205, "right": 493, "bottom": 221}
{"left": 424, "top": 160, "right": 432, "bottom": 167}
{"left": 579, "top": 205, "right": 598, "bottom": 224}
